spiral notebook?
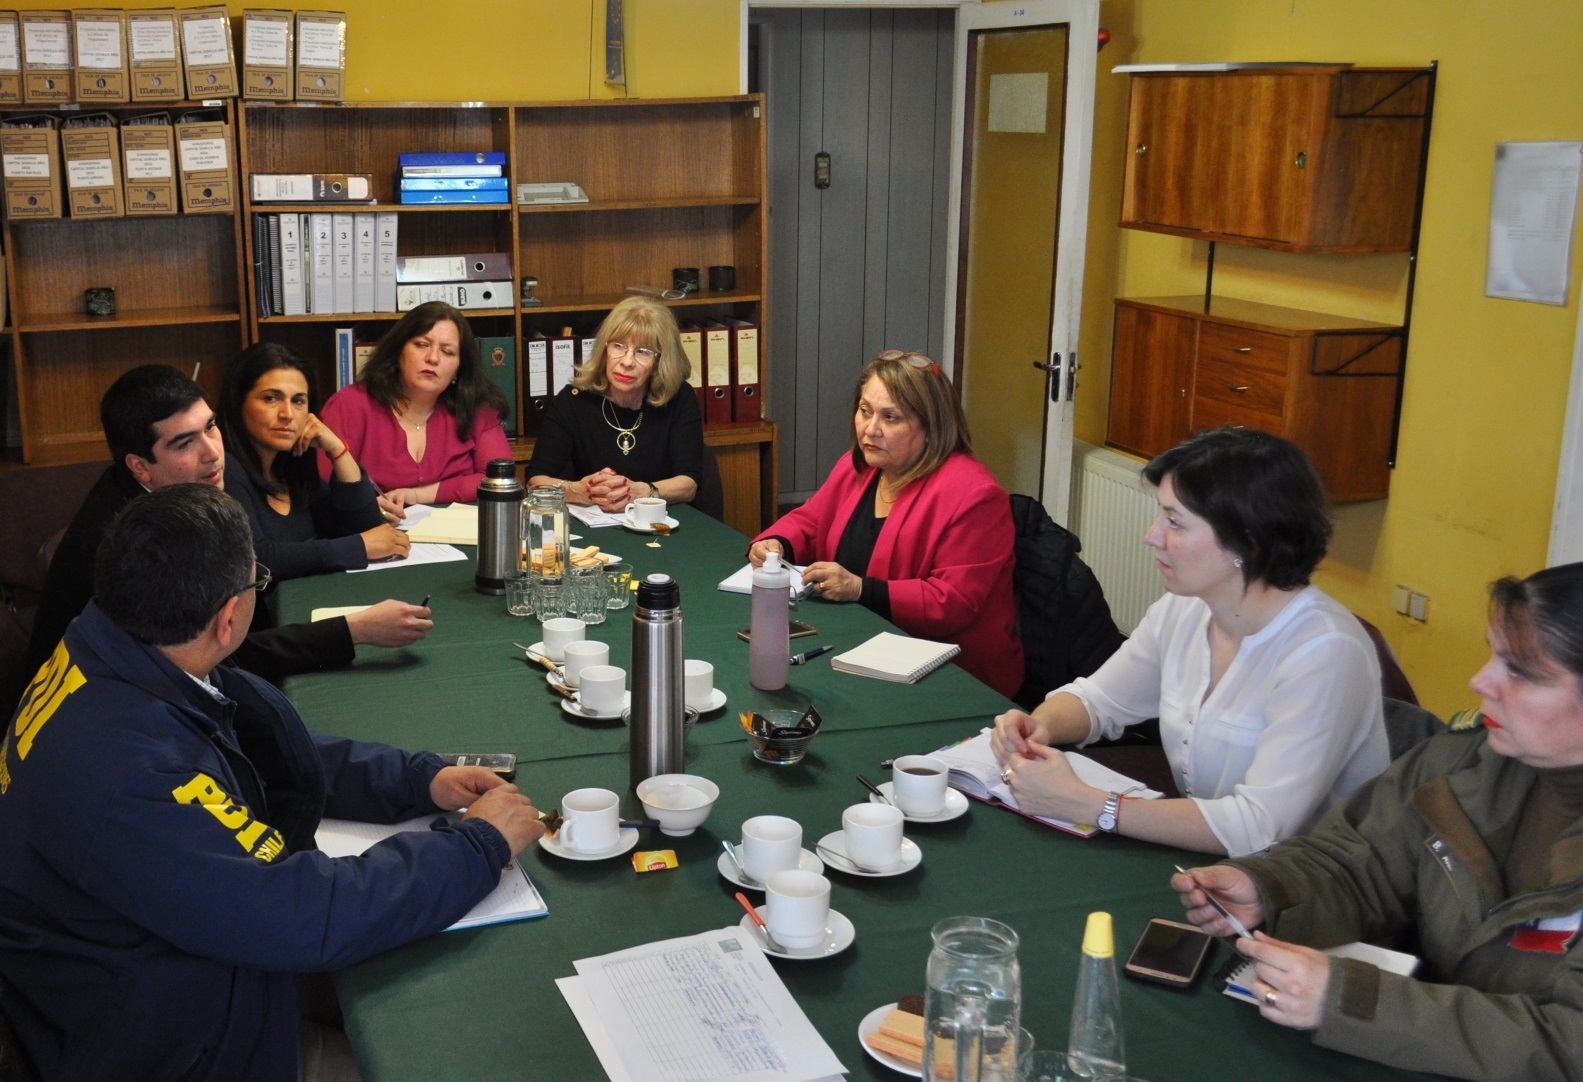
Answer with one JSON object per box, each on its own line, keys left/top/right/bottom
{"left": 830, "top": 631, "right": 961, "bottom": 683}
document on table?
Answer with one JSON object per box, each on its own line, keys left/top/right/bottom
{"left": 562, "top": 928, "right": 845, "bottom": 1082}
{"left": 401, "top": 502, "right": 478, "bottom": 545}
{"left": 568, "top": 502, "right": 628, "bottom": 528}
{"left": 315, "top": 815, "right": 548, "bottom": 930}
{"left": 310, "top": 605, "right": 369, "bottom": 621}
{"left": 347, "top": 543, "right": 468, "bottom": 572}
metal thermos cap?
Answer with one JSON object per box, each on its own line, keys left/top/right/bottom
{"left": 637, "top": 573, "right": 680, "bottom": 610}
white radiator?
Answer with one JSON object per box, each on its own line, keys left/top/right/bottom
{"left": 1068, "top": 441, "right": 1164, "bottom": 634}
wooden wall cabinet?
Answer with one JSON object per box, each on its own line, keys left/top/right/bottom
{"left": 237, "top": 97, "right": 775, "bottom": 535}
{"left": 3, "top": 100, "right": 247, "bottom": 465}
{"left": 1120, "top": 66, "right": 1432, "bottom": 252}
{"left": 1107, "top": 297, "right": 1402, "bottom": 502}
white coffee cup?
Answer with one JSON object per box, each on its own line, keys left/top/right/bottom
{"left": 684, "top": 659, "right": 715, "bottom": 710}
{"left": 631, "top": 496, "right": 668, "bottom": 527}
{"left": 559, "top": 787, "right": 620, "bottom": 854}
{"left": 576, "top": 665, "right": 626, "bottom": 716}
{"left": 560, "top": 640, "right": 610, "bottom": 689}
{"left": 740, "top": 814, "right": 802, "bottom": 883}
{"left": 541, "top": 617, "right": 586, "bottom": 661}
{"left": 891, "top": 754, "right": 950, "bottom": 817}
{"left": 841, "top": 803, "right": 905, "bottom": 871}
{"left": 764, "top": 869, "right": 830, "bottom": 950}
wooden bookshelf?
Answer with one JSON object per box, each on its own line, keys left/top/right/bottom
{"left": 1, "top": 99, "right": 247, "bottom": 463}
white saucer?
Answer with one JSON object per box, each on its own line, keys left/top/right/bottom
{"left": 716, "top": 847, "right": 824, "bottom": 890}
{"left": 537, "top": 826, "right": 639, "bottom": 861}
{"left": 688, "top": 687, "right": 727, "bottom": 713}
{"left": 870, "top": 782, "right": 970, "bottom": 824}
{"left": 560, "top": 691, "right": 631, "bottom": 721}
{"left": 622, "top": 510, "right": 681, "bottom": 534}
{"left": 737, "top": 909, "right": 854, "bottom": 959}
{"left": 858, "top": 1002, "right": 922, "bottom": 1079}
{"left": 816, "top": 831, "right": 922, "bottom": 877}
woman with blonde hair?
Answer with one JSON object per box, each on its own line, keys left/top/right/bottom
{"left": 526, "top": 295, "right": 704, "bottom": 510}
{"left": 749, "top": 350, "right": 1022, "bottom": 696}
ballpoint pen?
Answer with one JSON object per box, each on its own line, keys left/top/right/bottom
{"left": 417, "top": 595, "right": 430, "bottom": 609}
{"left": 1175, "top": 865, "right": 1254, "bottom": 939}
{"left": 790, "top": 644, "right": 835, "bottom": 666}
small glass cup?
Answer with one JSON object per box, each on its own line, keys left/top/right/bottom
{"left": 505, "top": 570, "right": 533, "bottom": 616}
{"left": 534, "top": 575, "right": 567, "bottom": 621}
{"left": 570, "top": 565, "right": 608, "bottom": 625}
{"left": 604, "top": 561, "right": 633, "bottom": 610}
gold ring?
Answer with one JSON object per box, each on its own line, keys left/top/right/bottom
{"left": 1000, "top": 766, "right": 1013, "bottom": 783}
{"left": 1264, "top": 989, "right": 1278, "bottom": 1007}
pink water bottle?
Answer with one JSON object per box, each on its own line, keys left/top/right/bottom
{"left": 749, "top": 551, "right": 790, "bottom": 690}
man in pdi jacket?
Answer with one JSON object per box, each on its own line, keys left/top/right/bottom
{"left": 0, "top": 484, "right": 545, "bottom": 1081}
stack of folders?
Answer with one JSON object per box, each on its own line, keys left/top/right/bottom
{"left": 392, "top": 252, "right": 514, "bottom": 313}
{"left": 397, "top": 151, "right": 510, "bottom": 205}
{"left": 677, "top": 318, "right": 763, "bottom": 424}
{"left": 253, "top": 210, "right": 398, "bottom": 318}
{"left": 830, "top": 631, "right": 960, "bottom": 683}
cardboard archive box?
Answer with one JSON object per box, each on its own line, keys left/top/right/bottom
{"left": 179, "top": 6, "right": 237, "bottom": 99}
{"left": 71, "top": 9, "right": 128, "bottom": 103}
{"left": 61, "top": 118, "right": 123, "bottom": 217}
{"left": 241, "top": 9, "right": 292, "bottom": 101}
{"left": 0, "top": 13, "right": 21, "bottom": 104}
{"left": 175, "top": 117, "right": 232, "bottom": 213}
{"left": 0, "top": 120, "right": 63, "bottom": 219}
{"left": 121, "top": 118, "right": 176, "bottom": 215}
{"left": 20, "top": 10, "right": 71, "bottom": 104}
{"left": 294, "top": 11, "right": 344, "bottom": 101}
{"left": 127, "top": 9, "right": 182, "bottom": 102}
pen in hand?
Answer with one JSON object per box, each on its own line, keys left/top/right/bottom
{"left": 790, "top": 644, "right": 834, "bottom": 666}
{"left": 417, "top": 595, "right": 430, "bottom": 609}
{"left": 1176, "top": 865, "right": 1254, "bottom": 939}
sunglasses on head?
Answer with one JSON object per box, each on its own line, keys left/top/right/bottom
{"left": 877, "top": 349, "right": 941, "bottom": 377}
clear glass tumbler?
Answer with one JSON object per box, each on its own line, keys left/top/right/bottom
{"left": 533, "top": 575, "right": 567, "bottom": 620}
{"left": 605, "top": 561, "right": 634, "bottom": 609}
{"left": 505, "top": 570, "right": 534, "bottom": 616}
{"left": 571, "top": 565, "right": 608, "bottom": 625}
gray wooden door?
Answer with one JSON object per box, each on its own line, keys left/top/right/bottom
{"left": 758, "top": 8, "right": 955, "bottom": 503}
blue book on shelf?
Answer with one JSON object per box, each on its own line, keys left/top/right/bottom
{"left": 398, "top": 189, "right": 511, "bottom": 205}
{"left": 398, "top": 151, "right": 506, "bottom": 168}
{"left": 398, "top": 176, "right": 510, "bottom": 191}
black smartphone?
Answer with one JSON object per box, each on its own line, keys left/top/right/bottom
{"left": 1123, "top": 918, "right": 1215, "bottom": 990}
{"left": 737, "top": 620, "right": 817, "bottom": 642}
{"left": 436, "top": 753, "right": 517, "bottom": 780}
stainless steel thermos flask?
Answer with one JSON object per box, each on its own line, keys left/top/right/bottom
{"left": 475, "top": 459, "right": 523, "bottom": 594}
{"left": 630, "top": 573, "right": 686, "bottom": 787}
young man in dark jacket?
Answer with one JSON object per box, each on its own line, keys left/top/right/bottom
{"left": 0, "top": 484, "right": 544, "bottom": 1080}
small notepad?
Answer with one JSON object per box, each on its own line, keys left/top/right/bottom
{"left": 830, "top": 631, "right": 961, "bottom": 683}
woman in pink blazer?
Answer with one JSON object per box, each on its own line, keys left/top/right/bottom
{"left": 750, "top": 350, "right": 1023, "bottom": 697}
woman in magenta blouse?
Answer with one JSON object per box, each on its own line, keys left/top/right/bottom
{"left": 320, "top": 301, "right": 511, "bottom": 513}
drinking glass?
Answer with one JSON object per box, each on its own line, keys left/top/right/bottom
{"left": 571, "top": 565, "right": 608, "bottom": 625}
{"left": 605, "top": 561, "right": 634, "bottom": 610}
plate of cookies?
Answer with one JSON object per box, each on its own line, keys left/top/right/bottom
{"left": 529, "top": 545, "right": 621, "bottom": 573}
{"left": 858, "top": 997, "right": 924, "bottom": 1077}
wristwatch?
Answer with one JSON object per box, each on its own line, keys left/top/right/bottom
{"left": 1097, "top": 791, "right": 1121, "bottom": 833}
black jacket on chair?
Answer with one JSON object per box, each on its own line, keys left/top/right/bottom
{"left": 1008, "top": 494, "right": 1127, "bottom": 710}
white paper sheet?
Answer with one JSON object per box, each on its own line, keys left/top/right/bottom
{"left": 568, "top": 928, "right": 845, "bottom": 1082}
{"left": 1487, "top": 141, "right": 1582, "bottom": 306}
{"left": 569, "top": 502, "right": 629, "bottom": 528}
{"left": 347, "top": 543, "right": 468, "bottom": 572}
{"left": 314, "top": 816, "right": 547, "bottom": 931}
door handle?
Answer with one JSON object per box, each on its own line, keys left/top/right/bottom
{"left": 1233, "top": 346, "right": 1252, "bottom": 353}
{"left": 1227, "top": 384, "right": 1249, "bottom": 393}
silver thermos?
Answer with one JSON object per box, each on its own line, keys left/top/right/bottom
{"left": 475, "top": 459, "right": 523, "bottom": 594}
{"left": 630, "top": 573, "right": 686, "bottom": 787}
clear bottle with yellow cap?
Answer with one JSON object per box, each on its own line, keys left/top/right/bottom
{"left": 1066, "top": 911, "right": 1125, "bottom": 1078}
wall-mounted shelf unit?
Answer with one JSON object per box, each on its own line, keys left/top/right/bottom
{"left": 1107, "top": 64, "right": 1435, "bottom": 499}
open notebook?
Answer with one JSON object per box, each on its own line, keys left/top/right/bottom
{"left": 931, "top": 729, "right": 1162, "bottom": 838}
{"left": 315, "top": 814, "right": 547, "bottom": 930}
{"left": 831, "top": 631, "right": 960, "bottom": 684}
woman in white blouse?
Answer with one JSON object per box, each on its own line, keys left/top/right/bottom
{"left": 991, "top": 427, "right": 1387, "bottom": 857}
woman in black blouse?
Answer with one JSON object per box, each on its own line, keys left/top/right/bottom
{"left": 525, "top": 296, "right": 704, "bottom": 510}
{"left": 219, "top": 341, "right": 408, "bottom": 580}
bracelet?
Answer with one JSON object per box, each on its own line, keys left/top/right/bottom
{"left": 328, "top": 445, "right": 350, "bottom": 461}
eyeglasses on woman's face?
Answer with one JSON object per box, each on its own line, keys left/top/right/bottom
{"left": 608, "top": 341, "right": 660, "bottom": 365}
{"left": 877, "top": 349, "right": 940, "bottom": 376}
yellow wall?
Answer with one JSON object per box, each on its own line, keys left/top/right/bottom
{"left": 10, "top": 1, "right": 741, "bottom": 101}
{"left": 1082, "top": 0, "right": 1583, "bottom": 716}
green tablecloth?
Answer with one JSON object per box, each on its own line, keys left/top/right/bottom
{"left": 278, "top": 507, "right": 1433, "bottom": 1082}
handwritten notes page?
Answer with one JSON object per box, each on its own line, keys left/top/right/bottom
{"left": 563, "top": 928, "right": 844, "bottom": 1082}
